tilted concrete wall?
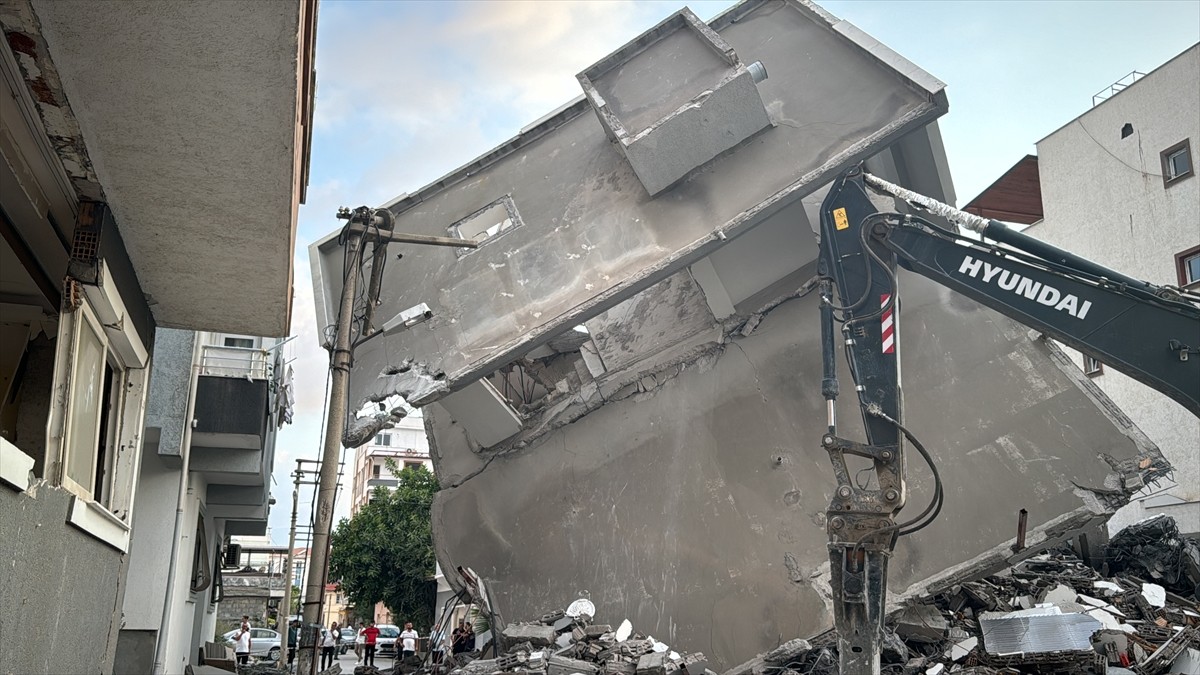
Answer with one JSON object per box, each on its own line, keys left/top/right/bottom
{"left": 0, "top": 482, "right": 127, "bottom": 674}
{"left": 428, "top": 271, "right": 1160, "bottom": 669}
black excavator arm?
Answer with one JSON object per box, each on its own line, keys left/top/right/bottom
{"left": 814, "top": 166, "right": 1200, "bottom": 673}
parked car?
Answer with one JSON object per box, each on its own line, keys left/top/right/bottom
{"left": 222, "top": 626, "right": 282, "bottom": 662}
{"left": 374, "top": 624, "right": 400, "bottom": 656}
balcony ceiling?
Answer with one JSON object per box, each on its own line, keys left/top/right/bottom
{"left": 16, "top": 0, "right": 308, "bottom": 336}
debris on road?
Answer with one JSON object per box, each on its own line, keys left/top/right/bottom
{"left": 741, "top": 517, "right": 1199, "bottom": 674}
{"left": 442, "top": 611, "right": 710, "bottom": 675}
{"left": 350, "top": 517, "right": 1197, "bottom": 675}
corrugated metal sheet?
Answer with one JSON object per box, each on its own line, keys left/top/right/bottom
{"left": 980, "top": 612, "right": 1103, "bottom": 656}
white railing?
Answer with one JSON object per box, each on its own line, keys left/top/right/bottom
{"left": 200, "top": 344, "right": 270, "bottom": 380}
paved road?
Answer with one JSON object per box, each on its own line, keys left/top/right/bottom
{"left": 277, "top": 648, "right": 403, "bottom": 673}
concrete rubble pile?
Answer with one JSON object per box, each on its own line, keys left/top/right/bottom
{"left": 757, "top": 517, "right": 1199, "bottom": 674}
{"left": 443, "top": 610, "right": 712, "bottom": 675}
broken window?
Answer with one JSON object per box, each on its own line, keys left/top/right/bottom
{"left": 449, "top": 196, "right": 522, "bottom": 255}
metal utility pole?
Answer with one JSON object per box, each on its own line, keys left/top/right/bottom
{"left": 299, "top": 206, "right": 476, "bottom": 674}
{"left": 285, "top": 458, "right": 320, "bottom": 619}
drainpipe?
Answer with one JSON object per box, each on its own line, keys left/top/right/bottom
{"left": 153, "top": 334, "right": 204, "bottom": 675}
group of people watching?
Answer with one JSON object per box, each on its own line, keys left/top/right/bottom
{"left": 268, "top": 615, "right": 478, "bottom": 670}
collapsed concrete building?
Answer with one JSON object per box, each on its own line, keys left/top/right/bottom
{"left": 311, "top": 0, "right": 1168, "bottom": 667}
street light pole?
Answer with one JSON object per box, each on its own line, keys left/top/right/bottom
{"left": 299, "top": 206, "right": 477, "bottom": 673}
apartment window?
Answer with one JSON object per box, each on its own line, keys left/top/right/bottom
{"left": 1176, "top": 245, "right": 1200, "bottom": 287}
{"left": 223, "top": 336, "right": 255, "bottom": 349}
{"left": 1161, "top": 139, "right": 1193, "bottom": 187}
{"left": 404, "top": 461, "right": 423, "bottom": 471}
{"left": 1084, "top": 355, "right": 1104, "bottom": 377}
{"left": 61, "top": 301, "right": 126, "bottom": 506}
{"left": 190, "top": 514, "right": 212, "bottom": 593}
{"left": 372, "top": 464, "right": 381, "bottom": 479}
{"left": 211, "top": 547, "right": 225, "bottom": 604}
{"left": 450, "top": 196, "right": 522, "bottom": 256}
{"left": 374, "top": 433, "right": 391, "bottom": 446}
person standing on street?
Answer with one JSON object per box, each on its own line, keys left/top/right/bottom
{"left": 451, "top": 619, "right": 473, "bottom": 655}
{"left": 287, "top": 619, "right": 299, "bottom": 667}
{"left": 362, "top": 620, "right": 380, "bottom": 666}
{"left": 234, "top": 620, "right": 252, "bottom": 666}
{"left": 430, "top": 622, "right": 446, "bottom": 670}
{"left": 353, "top": 620, "right": 365, "bottom": 664}
{"left": 399, "top": 622, "right": 419, "bottom": 659}
{"left": 320, "top": 622, "right": 339, "bottom": 670}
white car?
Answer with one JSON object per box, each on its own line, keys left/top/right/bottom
{"left": 222, "top": 627, "right": 282, "bottom": 662}
{"left": 374, "top": 624, "right": 400, "bottom": 656}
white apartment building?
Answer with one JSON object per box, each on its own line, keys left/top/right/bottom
{"left": 349, "top": 414, "right": 432, "bottom": 514}
{"left": 0, "top": 3, "right": 313, "bottom": 672}
{"left": 966, "top": 44, "right": 1199, "bottom": 535}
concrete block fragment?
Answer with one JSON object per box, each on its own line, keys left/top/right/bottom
{"left": 504, "top": 623, "right": 558, "bottom": 647}
{"left": 605, "top": 661, "right": 636, "bottom": 675}
{"left": 548, "top": 655, "right": 600, "bottom": 675}
{"left": 680, "top": 653, "right": 708, "bottom": 675}
{"left": 585, "top": 625, "right": 612, "bottom": 638}
{"left": 636, "top": 652, "right": 668, "bottom": 675}
{"left": 894, "top": 605, "right": 947, "bottom": 643}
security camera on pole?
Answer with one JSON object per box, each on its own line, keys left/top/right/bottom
{"left": 297, "top": 205, "right": 476, "bottom": 674}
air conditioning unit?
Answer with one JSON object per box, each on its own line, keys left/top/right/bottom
{"left": 223, "top": 543, "right": 242, "bottom": 568}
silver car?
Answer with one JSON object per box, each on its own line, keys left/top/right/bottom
{"left": 222, "top": 627, "right": 282, "bottom": 662}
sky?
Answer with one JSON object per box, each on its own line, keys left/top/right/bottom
{"left": 268, "top": 0, "right": 1200, "bottom": 545}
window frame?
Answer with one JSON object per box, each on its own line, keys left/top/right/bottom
{"left": 59, "top": 299, "right": 128, "bottom": 505}
{"left": 1175, "top": 245, "right": 1200, "bottom": 288}
{"left": 449, "top": 195, "right": 523, "bottom": 257}
{"left": 1160, "top": 139, "right": 1193, "bottom": 187}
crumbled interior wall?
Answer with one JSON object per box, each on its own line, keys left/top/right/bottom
{"left": 428, "top": 270, "right": 1162, "bottom": 669}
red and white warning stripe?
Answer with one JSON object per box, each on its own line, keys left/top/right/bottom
{"left": 881, "top": 294, "right": 895, "bottom": 354}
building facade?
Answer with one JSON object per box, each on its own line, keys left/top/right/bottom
{"left": 1026, "top": 45, "right": 1199, "bottom": 534}
{"left": 117, "top": 332, "right": 294, "bottom": 673}
{"left": 0, "top": 1, "right": 314, "bottom": 673}
{"left": 964, "top": 45, "right": 1200, "bottom": 535}
{"left": 350, "top": 414, "right": 433, "bottom": 514}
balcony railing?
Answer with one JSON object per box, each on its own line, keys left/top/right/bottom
{"left": 200, "top": 344, "right": 270, "bottom": 380}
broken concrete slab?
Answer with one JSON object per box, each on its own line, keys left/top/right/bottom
{"left": 894, "top": 605, "right": 947, "bottom": 643}
{"left": 502, "top": 623, "right": 557, "bottom": 648}
{"left": 548, "top": 655, "right": 599, "bottom": 675}
{"left": 636, "top": 653, "right": 668, "bottom": 675}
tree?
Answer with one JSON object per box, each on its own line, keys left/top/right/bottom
{"left": 330, "top": 463, "right": 439, "bottom": 630}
